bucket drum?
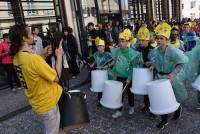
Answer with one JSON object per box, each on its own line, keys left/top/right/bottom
{"left": 146, "top": 79, "right": 180, "bottom": 115}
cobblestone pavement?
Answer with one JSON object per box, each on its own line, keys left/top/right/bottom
{"left": 0, "top": 82, "right": 200, "bottom": 134}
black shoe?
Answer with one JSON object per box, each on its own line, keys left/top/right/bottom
{"left": 156, "top": 121, "right": 168, "bottom": 129}
{"left": 172, "top": 106, "right": 182, "bottom": 120}
{"left": 140, "top": 106, "right": 149, "bottom": 113}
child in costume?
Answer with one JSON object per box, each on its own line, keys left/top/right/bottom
{"left": 170, "top": 27, "right": 185, "bottom": 51}
{"left": 148, "top": 22, "right": 188, "bottom": 129}
{"left": 109, "top": 30, "right": 143, "bottom": 118}
{"left": 88, "top": 37, "right": 113, "bottom": 107}
{"left": 180, "top": 22, "right": 199, "bottom": 51}
{"left": 135, "top": 27, "right": 154, "bottom": 112}
{"left": 149, "top": 31, "right": 157, "bottom": 48}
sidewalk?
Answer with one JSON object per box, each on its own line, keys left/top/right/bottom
{"left": 0, "top": 68, "right": 90, "bottom": 122}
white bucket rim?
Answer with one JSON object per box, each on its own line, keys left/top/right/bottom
{"left": 130, "top": 87, "right": 147, "bottom": 95}
{"left": 90, "top": 88, "right": 103, "bottom": 93}
{"left": 192, "top": 83, "right": 200, "bottom": 91}
{"left": 149, "top": 103, "right": 180, "bottom": 115}
{"left": 100, "top": 99, "right": 123, "bottom": 109}
{"left": 133, "top": 68, "right": 151, "bottom": 71}
{"left": 146, "top": 79, "right": 169, "bottom": 86}
{"left": 104, "top": 80, "right": 123, "bottom": 85}
{"left": 91, "top": 70, "right": 107, "bottom": 73}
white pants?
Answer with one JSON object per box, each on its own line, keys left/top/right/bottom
{"left": 41, "top": 105, "right": 60, "bottom": 134}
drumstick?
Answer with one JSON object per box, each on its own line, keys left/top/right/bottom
{"left": 122, "top": 82, "right": 129, "bottom": 93}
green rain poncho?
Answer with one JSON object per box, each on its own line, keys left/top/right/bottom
{"left": 184, "top": 45, "right": 200, "bottom": 82}
{"left": 93, "top": 51, "right": 113, "bottom": 79}
{"left": 149, "top": 46, "right": 189, "bottom": 102}
{"left": 112, "top": 47, "right": 143, "bottom": 80}
{"left": 170, "top": 39, "right": 185, "bottom": 51}
{"left": 93, "top": 51, "right": 113, "bottom": 67}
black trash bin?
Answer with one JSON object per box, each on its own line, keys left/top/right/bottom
{"left": 59, "top": 90, "right": 90, "bottom": 130}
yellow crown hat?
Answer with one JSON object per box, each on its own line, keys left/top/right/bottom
{"left": 119, "top": 28, "right": 132, "bottom": 41}
{"left": 138, "top": 27, "right": 150, "bottom": 41}
{"left": 95, "top": 37, "right": 105, "bottom": 46}
{"left": 191, "top": 21, "right": 197, "bottom": 28}
{"left": 155, "top": 22, "right": 172, "bottom": 39}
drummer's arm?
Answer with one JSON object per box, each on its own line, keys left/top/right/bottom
{"left": 106, "top": 60, "right": 114, "bottom": 68}
{"left": 169, "top": 64, "right": 184, "bottom": 77}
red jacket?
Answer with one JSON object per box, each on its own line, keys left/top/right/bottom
{"left": 0, "top": 41, "right": 13, "bottom": 64}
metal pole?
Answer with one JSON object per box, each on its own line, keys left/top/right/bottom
{"left": 118, "top": 0, "right": 122, "bottom": 20}
{"left": 94, "top": 0, "right": 100, "bottom": 23}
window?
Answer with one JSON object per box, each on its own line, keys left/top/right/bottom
{"left": 191, "top": 1, "right": 196, "bottom": 9}
{"left": 0, "top": 1, "right": 14, "bottom": 39}
{"left": 0, "top": 0, "right": 61, "bottom": 38}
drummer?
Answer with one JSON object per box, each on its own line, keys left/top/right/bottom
{"left": 148, "top": 22, "right": 189, "bottom": 129}
{"left": 88, "top": 37, "right": 113, "bottom": 107}
{"left": 135, "top": 26, "right": 154, "bottom": 112}
{"left": 109, "top": 29, "right": 144, "bottom": 118}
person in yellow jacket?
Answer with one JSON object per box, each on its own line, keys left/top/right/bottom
{"left": 9, "top": 25, "right": 63, "bottom": 134}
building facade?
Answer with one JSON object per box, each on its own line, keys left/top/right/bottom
{"left": 181, "top": 0, "right": 200, "bottom": 20}
{"left": 127, "top": 0, "right": 181, "bottom": 22}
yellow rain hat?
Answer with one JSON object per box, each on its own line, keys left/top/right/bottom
{"left": 95, "top": 37, "right": 105, "bottom": 46}
{"left": 191, "top": 21, "right": 197, "bottom": 28}
{"left": 155, "top": 22, "right": 172, "bottom": 39}
{"left": 119, "top": 28, "right": 132, "bottom": 41}
{"left": 138, "top": 27, "right": 150, "bottom": 41}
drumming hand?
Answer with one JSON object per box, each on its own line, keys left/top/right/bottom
{"left": 145, "top": 62, "right": 151, "bottom": 67}
{"left": 89, "top": 62, "right": 95, "bottom": 68}
{"left": 126, "top": 80, "right": 131, "bottom": 85}
{"left": 167, "top": 73, "right": 175, "bottom": 82}
{"left": 149, "top": 65, "right": 154, "bottom": 71}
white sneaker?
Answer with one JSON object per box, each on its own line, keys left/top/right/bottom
{"left": 112, "top": 111, "right": 122, "bottom": 118}
{"left": 129, "top": 107, "right": 134, "bottom": 115}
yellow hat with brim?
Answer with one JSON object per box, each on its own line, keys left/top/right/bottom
{"left": 138, "top": 27, "right": 150, "bottom": 41}
{"left": 155, "top": 22, "right": 171, "bottom": 39}
{"left": 191, "top": 21, "right": 197, "bottom": 28}
{"left": 119, "top": 29, "right": 132, "bottom": 41}
{"left": 95, "top": 37, "right": 105, "bottom": 46}
{"left": 119, "top": 32, "right": 128, "bottom": 41}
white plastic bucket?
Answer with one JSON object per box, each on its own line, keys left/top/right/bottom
{"left": 100, "top": 80, "right": 123, "bottom": 109}
{"left": 130, "top": 68, "right": 153, "bottom": 95}
{"left": 146, "top": 79, "right": 180, "bottom": 115}
{"left": 90, "top": 70, "right": 108, "bottom": 92}
{"left": 192, "top": 75, "right": 200, "bottom": 91}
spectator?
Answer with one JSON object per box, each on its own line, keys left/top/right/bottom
{"left": 0, "top": 33, "right": 21, "bottom": 92}
{"left": 31, "top": 26, "right": 44, "bottom": 55}
{"left": 62, "top": 26, "right": 80, "bottom": 78}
